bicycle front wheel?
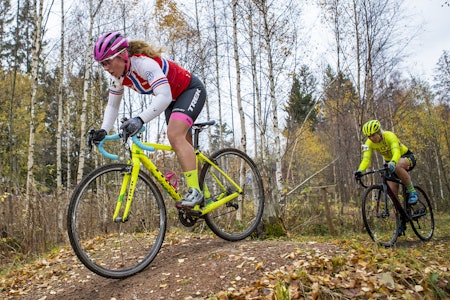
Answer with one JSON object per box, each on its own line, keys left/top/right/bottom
{"left": 362, "top": 185, "right": 400, "bottom": 247}
{"left": 409, "top": 186, "right": 434, "bottom": 241}
{"left": 200, "top": 148, "right": 265, "bottom": 241}
{"left": 67, "top": 163, "right": 167, "bottom": 279}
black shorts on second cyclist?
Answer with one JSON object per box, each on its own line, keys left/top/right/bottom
{"left": 402, "top": 150, "right": 416, "bottom": 171}
{"left": 164, "top": 74, "right": 206, "bottom": 125}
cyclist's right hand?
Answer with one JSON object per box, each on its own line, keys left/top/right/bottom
{"left": 91, "top": 129, "right": 107, "bottom": 145}
{"left": 354, "top": 170, "right": 363, "bottom": 181}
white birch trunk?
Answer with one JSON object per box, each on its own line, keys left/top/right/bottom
{"left": 212, "top": 0, "right": 224, "bottom": 147}
{"left": 232, "top": 0, "right": 246, "bottom": 153}
{"left": 261, "top": 1, "right": 282, "bottom": 220}
{"left": 26, "top": 0, "right": 44, "bottom": 249}
{"left": 76, "top": 0, "right": 96, "bottom": 182}
{"left": 56, "top": 0, "right": 65, "bottom": 243}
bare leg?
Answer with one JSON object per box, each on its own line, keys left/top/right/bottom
{"left": 387, "top": 181, "right": 399, "bottom": 198}
{"left": 395, "top": 157, "right": 412, "bottom": 186}
{"left": 168, "top": 118, "right": 203, "bottom": 207}
{"left": 389, "top": 157, "right": 414, "bottom": 199}
{"left": 167, "top": 119, "right": 196, "bottom": 172}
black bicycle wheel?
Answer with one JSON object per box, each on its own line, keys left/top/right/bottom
{"left": 200, "top": 148, "right": 264, "bottom": 241}
{"left": 67, "top": 163, "right": 166, "bottom": 279}
{"left": 409, "top": 186, "right": 434, "bottom": 241}
{"left": 362, "top": 185, "right": 400, "bottom": 247}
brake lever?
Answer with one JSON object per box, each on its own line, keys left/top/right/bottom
{"left": 87, "top": 129, "right": 95, "bottom": 152}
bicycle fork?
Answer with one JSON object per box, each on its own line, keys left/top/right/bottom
{"left": 112, "top": 157, "right": 141, "bottom": 223}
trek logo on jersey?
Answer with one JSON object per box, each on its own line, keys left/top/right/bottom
{"left": 188, "top": 89, "right": 201, "bottom": 111}
{"left": 361, "top": 144, "right": 369, "bottom": 152}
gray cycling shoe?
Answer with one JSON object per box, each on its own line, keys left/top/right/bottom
{"left": 175, "top": 188, "right": 204, "bottom": 209}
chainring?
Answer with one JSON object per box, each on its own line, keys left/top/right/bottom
{"left": 178, "top": 210, "right": 199, "bottom": 227}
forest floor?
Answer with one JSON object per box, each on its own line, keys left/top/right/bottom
{"left": 1, "top": 214, "right": 449, "bottom": 300}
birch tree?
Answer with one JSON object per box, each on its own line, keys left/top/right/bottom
{"left": 231, "top": 0, "right": 246, "bottom": 152}
{"left": 26, "top": 0, "right": 45, "bottom": 250}
{"left": 55, "top": 0, "right": 65, "bottom": 242}
{"left": 212, "top": 0, "right": 224, "bottom": 147}
{"left": 76, "top": 0, "right": 103, "bottom": 182}
{"left": 252, "top": 0, "right": 298, "bottom": 232}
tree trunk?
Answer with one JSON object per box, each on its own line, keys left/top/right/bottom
{"left": 77, "top": 0, "right": 97, "bottom": 182}
{"left": 56, "top": 0, "right": 65, "bottom": 243}
{"left": 211, "top": 0, "right": 223, "bottom": 147}
{"left": 232, "top": 0, "right": 246, "bottom": 153}
{"left": 259, "top": 0, "right": 284, "bottom": 235}
{"left": 26, "top": 0, "right": 44, "bottom": 252}
{"left": 322, "top": 187, "right": 336, "bottom": 236}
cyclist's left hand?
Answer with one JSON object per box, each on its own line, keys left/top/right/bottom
{"left": 387, "top": 161, "right": 396, "bottom": 174}
{"left": 120, "top": 117, "right": 144, "bottom": 137}
{"left": 354, "top": 170, "right": 363, "bottom": 180}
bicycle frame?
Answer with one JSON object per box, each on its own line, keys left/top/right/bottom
{"left": 97, "top": 130, "right": 243, "bottom": 222}
{"left": 384, "top": 176, "right": 411, "bottom": 221}
{"left": 360, "top": 167, "right": 411, "bottom": 222}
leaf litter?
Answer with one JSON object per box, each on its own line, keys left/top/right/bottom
{"left": 1, "top": 232, "right": 449, "bottom": 299}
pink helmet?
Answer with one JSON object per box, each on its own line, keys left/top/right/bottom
{"left": 93, "top": 31, "right": 128, "bottom": 61}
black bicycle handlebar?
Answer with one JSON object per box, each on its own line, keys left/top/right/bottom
{"left": 356, "top": 165, "right": 390, "bottom": 188}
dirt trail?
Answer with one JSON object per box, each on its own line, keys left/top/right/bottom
{"left": 12, "top": 237, "right": 325, "bottom": 300}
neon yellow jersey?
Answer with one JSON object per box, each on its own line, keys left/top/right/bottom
{"left": 358, "top": 131, "right": 409, "bottom": 171}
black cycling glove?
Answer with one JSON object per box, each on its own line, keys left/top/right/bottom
{"left": 120, "top": 117, "right": 144, "bottom": 137}
{"left": 91, "top": 129, "right": 107, "bottom": 145}
{"left": 354, "top": 170, "right": 363, "bottom": 180}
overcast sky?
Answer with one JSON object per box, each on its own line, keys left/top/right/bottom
{"left": 408, "top": 0, "right": 450, "bottom": 81}
{"left": 303, "top": 0, "right": 450, "bottom": 83}
{"left": 46, "top": 0, "right": 449, "bottom": 84}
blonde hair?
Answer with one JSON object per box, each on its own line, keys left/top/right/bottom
{"left": 128, "top": 40, "right": 165, "bottom": 58}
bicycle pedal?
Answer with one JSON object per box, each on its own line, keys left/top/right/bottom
{"left": 175, "top": 201, "right": 202, "bottom": 211}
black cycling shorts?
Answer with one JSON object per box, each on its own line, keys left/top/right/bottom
{"left": 164, "top": 74, "right": 206, "bottom": 127}
{"left": 402, "top": 150, "right": 416, "bottom": 171}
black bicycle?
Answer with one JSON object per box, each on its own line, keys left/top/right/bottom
{"left": 357, "top": 165, "right": 434, "bottom": 247}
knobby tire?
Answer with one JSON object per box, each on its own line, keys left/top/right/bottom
{"left": 409, "top": 186, "right": 434, "bottom": 241}
{"left": 67, "top": 163, "right": 167, "bottom": 279}
{"left": 362, "top": 185, "right": 400, "bottom": 247}
{"left": 200, "top": 148, "right": 265, "bottom": 241}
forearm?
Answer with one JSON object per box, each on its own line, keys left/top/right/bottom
{"left": 101, "top": 93, "right": 122, "bottom": 132}
{"left": 138, "top": 85, "right": 172, "bottom": 123}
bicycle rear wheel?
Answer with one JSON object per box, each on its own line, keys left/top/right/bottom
{"left": 200, "top": 148, "right": 264, "bottom": 241}
{"left": 67, "top": 163, "right": 166, "bottom": 279}
{"left": 409, "top": 186, "right": 434, "bottom": 241}
{"left": 362, "top": 185, "right": 400, "bottom": 247}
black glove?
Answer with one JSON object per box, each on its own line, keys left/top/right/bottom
{"left": 91, "top": 129, "right": 107, "bottom": 145}
{"left": 354, "top": 170, "right": 363, "bottom": 180}
{"left": 120, "top": 117, "right": 144, "bottom": 137}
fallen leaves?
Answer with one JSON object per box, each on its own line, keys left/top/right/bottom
{"left": 1, "top": 232, "right": 449, "bottom": 299}
{"left": 217, "top": 240, "right": 450, "bottom": 299}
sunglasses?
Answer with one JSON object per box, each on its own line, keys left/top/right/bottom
{"left": 99, "top": 49, "right": 126, "bottom": 67}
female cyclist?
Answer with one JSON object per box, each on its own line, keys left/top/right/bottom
{"left": 90, "top": 31, "right": 206, "bottom": 209}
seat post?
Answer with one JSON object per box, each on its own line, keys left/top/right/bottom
{"left": 192, "top": 127, "right": 201, "bottom": 150}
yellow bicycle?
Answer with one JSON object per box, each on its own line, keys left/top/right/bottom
{"left": 67, "top": 120, "right": 265, "bottom": 278}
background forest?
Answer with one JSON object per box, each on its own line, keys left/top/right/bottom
{"left": 0, "top": 0, "right": 449, "bottom": 256}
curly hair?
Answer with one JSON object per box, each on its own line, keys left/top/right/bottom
{"left": 128, "top": 40, "right": 165, "bottom": 58}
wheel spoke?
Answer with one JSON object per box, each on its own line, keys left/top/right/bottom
{"left": 67, "top": 164, "right": 166, "bottom": 279}
{"left": 200, "top": 148, "right": 264, "bottom": 241}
